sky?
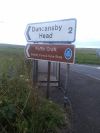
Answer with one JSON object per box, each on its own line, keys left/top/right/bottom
{"left": 0, "top": 0, "right": 100, "bottom": 48}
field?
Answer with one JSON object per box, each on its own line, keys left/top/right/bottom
{"left": 76, "top": 48, "right": 100, "bottom": 65}
{"left": 0, "top": 44, "right": 69, "bottom": 133}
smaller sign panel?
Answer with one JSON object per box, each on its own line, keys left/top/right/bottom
{"left": 25, "top": 44, "right": 75, "bottom": 64}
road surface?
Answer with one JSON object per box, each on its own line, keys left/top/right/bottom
{"left": 60, "top": 64, "right": 100, "bottom": 133}
{"left": 38, "top": 62, "right": 100, "bottom": 133}
{"left": 70, "top": 64, "right": 100, "bottom": 80}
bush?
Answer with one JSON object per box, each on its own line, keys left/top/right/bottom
{"left": 0, "top": 72, "right": 68, "bottom": 133}
{"left": 28, "top": 99, "right": 66, "bottom": 133}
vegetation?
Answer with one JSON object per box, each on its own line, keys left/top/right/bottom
{"left": 1, "top": 44, "right": 99, "bottom": 133}
{"left": 76, "top": 48, "right": 100, "bottom": 65}
{"left": 0, "top": 44, "right": 69, "bottom": 133}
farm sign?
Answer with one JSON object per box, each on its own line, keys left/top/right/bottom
{"left": 25, "top": 44, "right": 75, "bottom": 64}
{"left": 25, "top": 19, "right": 76, "bottom": 43}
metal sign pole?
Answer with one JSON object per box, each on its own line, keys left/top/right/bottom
{"left": 32, "top": 60, "right": 36, "bottom": 86}
{"left": 35, "top": 60, "right": 38, "bottom": 83}
{"left": 64, "top": 64, "right": 70, "bottom": 108}
{"left": 46, "top": 61, "right": 51, "bottom": 99}
{"left": 55, "top": 62, "right": 58, "bottom": 79}
{"left": 58, "top": 63, "right": 61, "bottom": 88}
{"left": 32, "top": 60, "right": 38, "bottom": 87}
{"left": 32, "top": 60, "right": 35, "bottom": 86}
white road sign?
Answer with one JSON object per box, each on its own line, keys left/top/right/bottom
{"left": 25, "top": 19, "right": 77, "bottom": 43}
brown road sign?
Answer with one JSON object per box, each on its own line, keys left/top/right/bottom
{"left": 25, "top": 44, "right": 75, "bottom": 64}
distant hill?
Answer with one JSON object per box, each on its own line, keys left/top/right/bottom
{"left": 0, "top": 43, "right": 25, "bottom": 54}
{"left": 0, "top": 43, "right": 25, "bottom": 49}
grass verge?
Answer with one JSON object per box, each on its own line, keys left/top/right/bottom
{"left": 0, "top": 44, "right": 70, "bottom": 133}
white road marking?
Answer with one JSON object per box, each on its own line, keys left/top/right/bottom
{"left": 71, "top": 69, "right": 100, "bottom": 81}
{"left": 97, "top": 67, "right": 100, "bottom": 69}
{"left": 71, "top": 64, "right": 100, "bottom": 81}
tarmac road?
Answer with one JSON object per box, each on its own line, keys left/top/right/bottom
{"left": 60, "top": 64, "right": 100, "bottom": 133}
{"left": 37, "top": 62, "right": 100, "bottom": 133}
{"left": 70, "top": 64, "right": 100, "bottom": 80}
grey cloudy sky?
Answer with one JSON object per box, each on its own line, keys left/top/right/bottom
{"left": 0, "top": 0, "right": 100, "bottom": 48}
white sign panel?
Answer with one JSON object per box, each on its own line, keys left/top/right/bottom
{"left": 25, "top": 19, "right": 77, "bottom": 43}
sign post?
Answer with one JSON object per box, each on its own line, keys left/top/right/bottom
{"left": 58, "top": 63, "right": 61, "bottom": 88}
{"left": 25, "top": 18, "right": 77, "bottom": 100}
{"left": 64, "top": 64, "right": 70, "bottom": 108}
{"left": 32, "top": 60, "right": 38, "bottom": 86}
{"left": 46, "top": 61, "right": 51, "bottom": 99}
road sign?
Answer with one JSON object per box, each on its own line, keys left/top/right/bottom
{"left": 25, "top": 44, "right": 75, "bottom": 64}
{"left": 25, "top": 19, "right": 77, "bottom": 43}
{"left": 96, "top": 49, "right": 100, "bottom": 57}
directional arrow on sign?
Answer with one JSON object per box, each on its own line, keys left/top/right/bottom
{"left": 25, "top": 44, "right": 30, "bottom": 58}
{"left": 25, "top": 26, "right": 31, "bottom": 41}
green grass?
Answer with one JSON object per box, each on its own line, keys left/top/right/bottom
{"left": 76, "top": 48, "right": 100, "bottom": 65}
{"left": 0, "top": 44, "right": 69, "bottom": 133}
